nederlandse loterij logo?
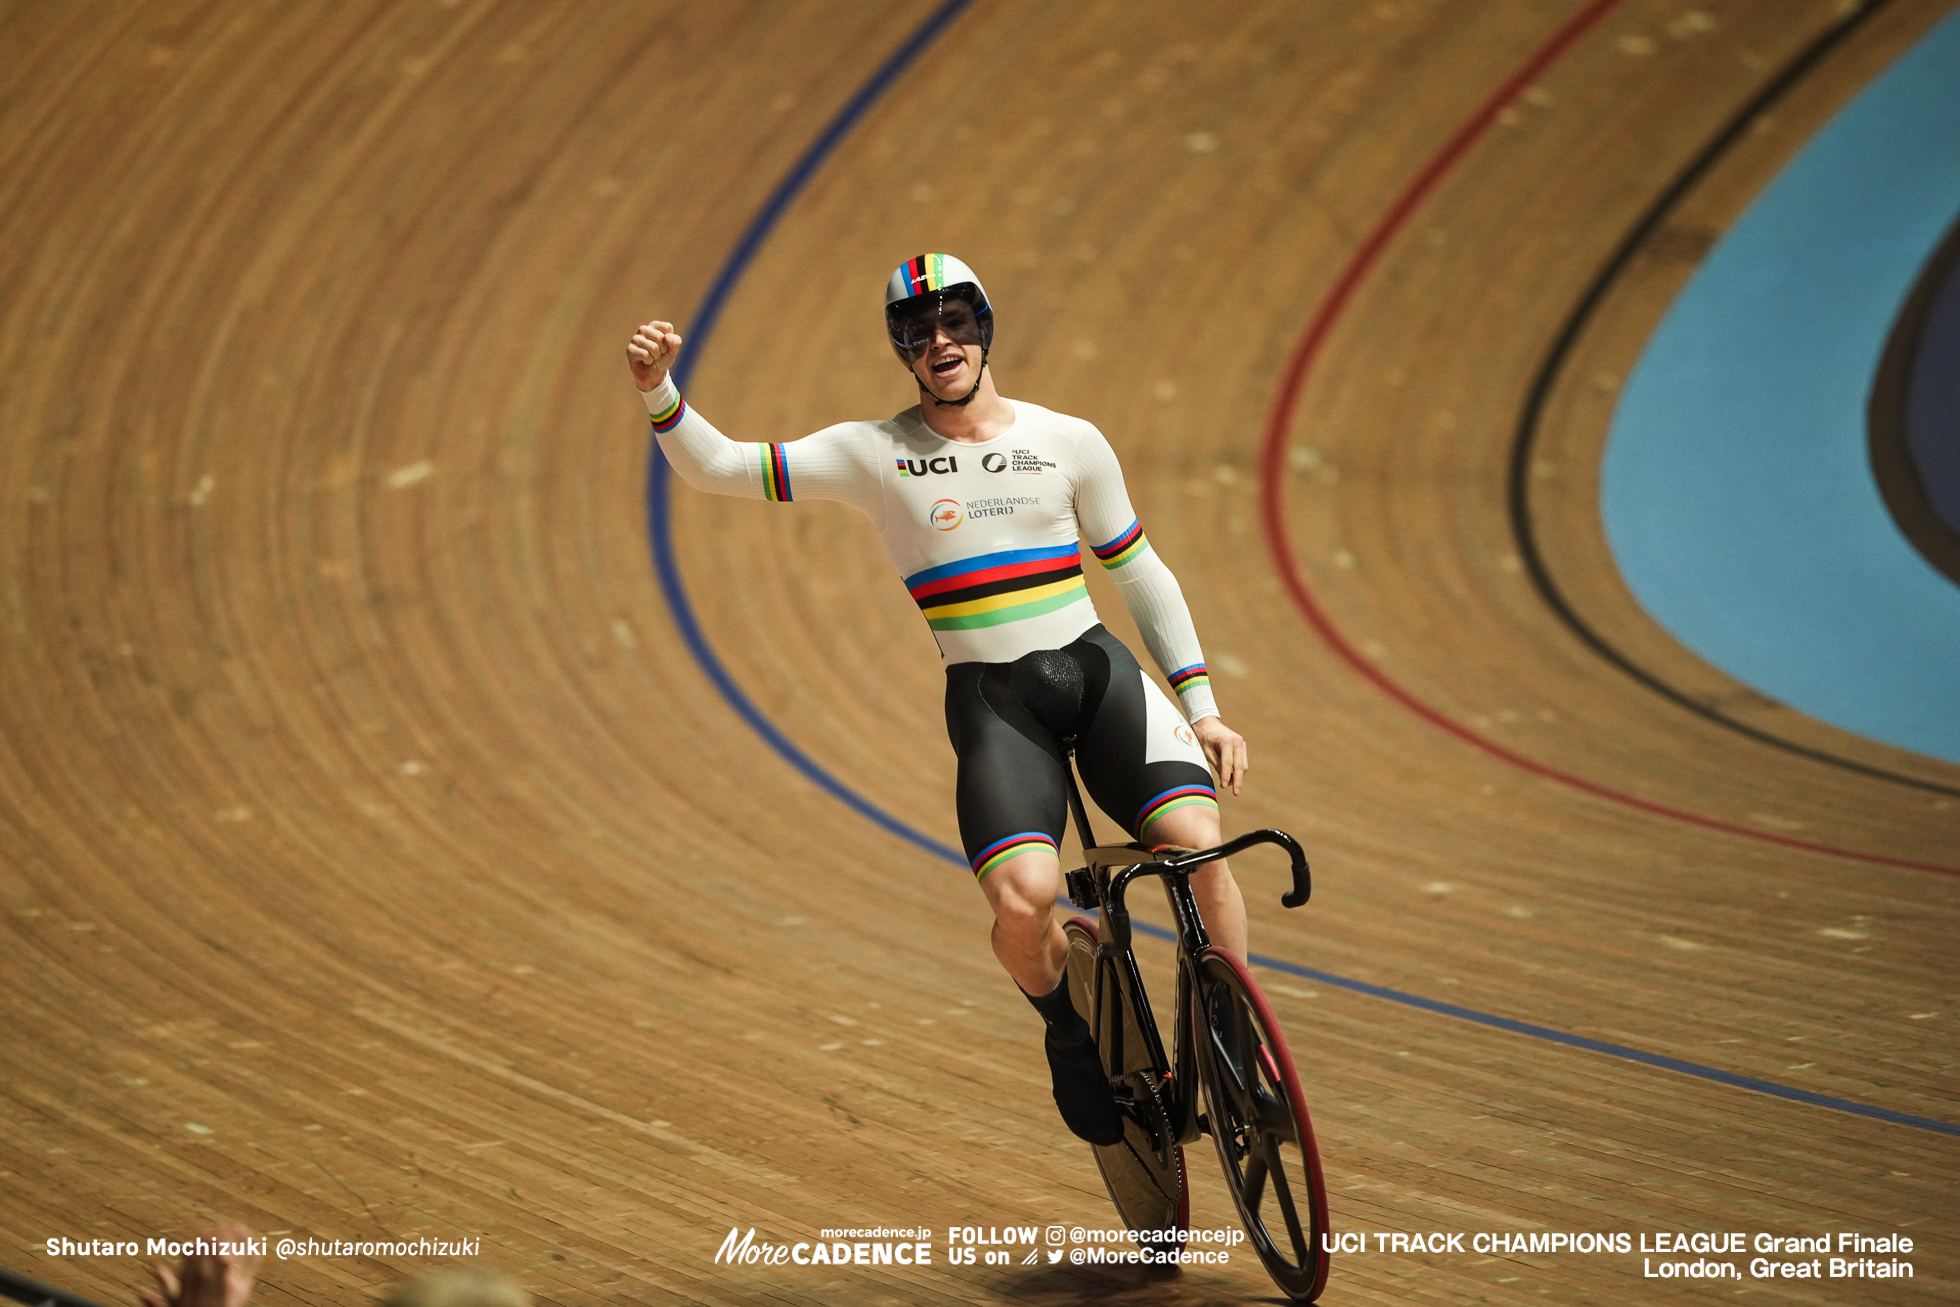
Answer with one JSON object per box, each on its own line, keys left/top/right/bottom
{"left": 1175, "top": 724, "right": 1195, "bottom": 747}
{"left": 929, "top": 499, "right": 963, "bottom": 530}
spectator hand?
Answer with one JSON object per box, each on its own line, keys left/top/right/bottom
{"left": 135, "top": 1223, "right": 259, "bottom": 1307}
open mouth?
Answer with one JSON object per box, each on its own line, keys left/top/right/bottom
{"left": 931, "top": 354, "right": 964, "bottom": 378}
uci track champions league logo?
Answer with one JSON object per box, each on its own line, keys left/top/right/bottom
{"left": 903, "top": 449, "right": 1050, "bottom": 477}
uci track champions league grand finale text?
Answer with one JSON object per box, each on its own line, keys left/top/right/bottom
{"left": 708, "top": 1220, "right": 1920, "bottom": 1285}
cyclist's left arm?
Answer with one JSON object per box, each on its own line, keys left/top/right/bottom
{"left": 1071, "top": 425, "right": 1247, "bottom": 793}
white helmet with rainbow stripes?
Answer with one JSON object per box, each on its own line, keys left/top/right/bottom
{"left": 884, "top": 253, "right": 995, "bottom": 397}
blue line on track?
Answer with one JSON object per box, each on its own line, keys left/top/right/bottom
{"left": 1209, "top": 924, "right": 1957, "bottom": 1140}
{"left": 642, "top": 1, "right": 1958, "bottom": 1141}
{"left": 646, "top": 0, "right": 974, "bottom": 866}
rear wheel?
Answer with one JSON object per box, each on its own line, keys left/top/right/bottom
{"left": 1062, "top": 918, "right": 1187, "bottom": 1252}
{"left": 1191, "top": 947, "right": 1330, "bottom": 1301}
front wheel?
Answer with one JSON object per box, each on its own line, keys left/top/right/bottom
{"left": 1191, "top": 947, "right": 1330, "bottom": 1301}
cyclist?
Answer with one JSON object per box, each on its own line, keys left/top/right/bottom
{"left": 627, "top": 253, "right": 1249, "bottom": 1146}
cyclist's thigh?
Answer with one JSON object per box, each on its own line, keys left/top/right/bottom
{"left": 945, "top": 661, "right": 1070, "bottom": 878}
{"left": 1072, "top": 627, "right": 1216, "bottom": 841}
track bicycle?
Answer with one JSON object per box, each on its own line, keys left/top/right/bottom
{"left": 1056, "top": 742, "right": 1331, "bottom": 1302}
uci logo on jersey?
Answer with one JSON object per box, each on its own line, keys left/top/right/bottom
{"left": 929, "top": 499, "right": 963, "bottom": 530}
{"left": 896, "top": 455, "right": 959, "bottom": 477}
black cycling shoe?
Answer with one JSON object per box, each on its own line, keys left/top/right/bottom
{"left": 1045, "top": 1033, "right": 1125, "bottom": 1146}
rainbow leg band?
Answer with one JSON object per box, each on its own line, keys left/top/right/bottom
{"left": 971, "top": 831, "right": 1059, "bottom": 880}
{"left": 1135, "top": 785, "right": 1218, "bottom": 834}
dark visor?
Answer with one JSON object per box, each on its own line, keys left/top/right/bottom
{"left": 887, "top": 296, "right": 984, "bottom": 360}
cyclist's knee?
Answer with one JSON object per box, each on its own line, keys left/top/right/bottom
{"left": 1189, "top": 857, "right": 1241, "bottom": 898}
{"left": 979, "top": 852, "right": 1060, "bottom": 928}
{"left": 1142, "top": 802, "right": 1221, "bottom": 851}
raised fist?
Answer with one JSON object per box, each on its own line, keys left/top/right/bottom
{"left": 627, "top": 320, "right": 683, "bottom": 392}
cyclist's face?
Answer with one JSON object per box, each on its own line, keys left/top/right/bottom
{"left": 895, "top": 299, "right": 983, "bottom": 395}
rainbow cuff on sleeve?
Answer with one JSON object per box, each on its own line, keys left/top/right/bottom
{"left": 649, "top": 393, "right": 687, "bottom": 433}
{"left": 759, "top": 443, "right": 792, "bottom": 502}
{"left": 1090, "top": 519, "right": 1149, "bottom": 570}
{"left": 971, "top": 831, "right": 1058, "bottom": 880}
{"left": 1167, "top": 663, "right": 1210, "bottom": 697}
{"left": 1135, "top": 784, "right": 1217, "bottom": 834}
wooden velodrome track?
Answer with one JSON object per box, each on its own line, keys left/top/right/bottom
{"left": 4, "top": 1, "right": 1957, "bottom": 1303}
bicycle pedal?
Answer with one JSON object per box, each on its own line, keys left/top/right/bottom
{"left": 1064, "top": 867, "right": 1100, "bottom": 908}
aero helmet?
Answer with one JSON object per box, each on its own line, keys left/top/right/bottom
{"left": 884, "top": 253, "right": 994, "bottom": 406}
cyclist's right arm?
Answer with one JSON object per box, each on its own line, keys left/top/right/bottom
{"left": 628, "top": 318, "right": 882, "bottom": 516}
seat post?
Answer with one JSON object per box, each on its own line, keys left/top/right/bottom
{"left": 1058, "top": 736, "right": 1098, "bottom": 852}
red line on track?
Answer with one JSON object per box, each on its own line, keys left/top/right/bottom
{"left": 1254, "top": 0, "right": 1959, "bottom": 879}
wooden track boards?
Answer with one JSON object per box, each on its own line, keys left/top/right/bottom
{"left": 2, "top": 1, "right": 1955, "bottom": 1303}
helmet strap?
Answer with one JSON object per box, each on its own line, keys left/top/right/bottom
{"left": 916, "top": 346, "right": 990, "bottom": 408}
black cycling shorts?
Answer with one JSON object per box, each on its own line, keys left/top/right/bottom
{"left": 944, "top": 625, "right": 1216, "bottom": 879}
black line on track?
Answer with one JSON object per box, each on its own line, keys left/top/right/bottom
{"left": 1507, "top": 0, "right": 1960, "bottom": 800}
{"left": 1869, "top": 212, "right": 1960, "bottom": 588}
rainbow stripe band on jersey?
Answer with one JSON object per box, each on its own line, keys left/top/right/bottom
{"left": 1136, "top": 784, "right": 1218, "bottom": 833}
{"left": 1090, "top": 519, "right": 1149, "bottom": 570}
{"left": 649, "top": 394, "right": 687, "bottom": 433}
{"left": 905, "top": 543, "right": 1088, "bottom": 632}
{"left": 1167, "top": 663, "right": 1210, "bottom": 697}
{"left": 758, "top": 444, "right": 792, "bottom": 502}
{"left": 972, "top": 831, "right": 1058, "bottom": 879}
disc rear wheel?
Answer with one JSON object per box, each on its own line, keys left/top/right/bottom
{"left": 1062, "top": 918, "right": 1187, "bottom": 1253}
{"left": 1191, "top": 947, "right": 1329, "bottom": 1301}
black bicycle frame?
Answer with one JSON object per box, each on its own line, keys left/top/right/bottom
{"left": 1058, "top": 740, "right": 1312, "bottom": 952}
{"left": 1058, "top": 743, "right": 1311, "bottom": 1137}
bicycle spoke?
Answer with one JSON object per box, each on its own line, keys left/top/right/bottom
{"left": 1255, "top": 1048, "right": 1300, "bottom": 1143}
{"left": 1264, "top": 1135, "right": 1310, "bottom": 1262}
{"left": 1240, "top": 1142, "right": 1269, "bottom": 1214}
{"left": 1203, "top": 1015, "right": 1235, "bottom": 1086}
{"left": 1205, "top": 998, "right": 1256, "bottom": 1110}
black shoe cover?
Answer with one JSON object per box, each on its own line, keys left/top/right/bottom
{"left": 1045, "top": 1034, "right": 1125, "bottom": 1146}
